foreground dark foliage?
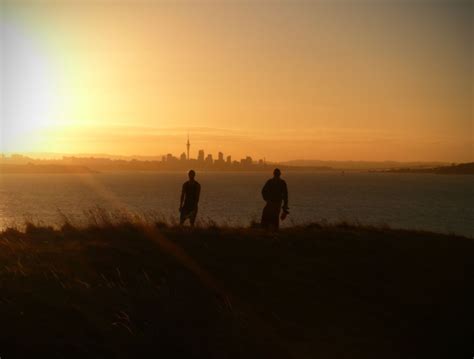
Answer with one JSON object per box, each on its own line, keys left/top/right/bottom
{"left": 0, "top": 221, "right": 473, "bottom": 358}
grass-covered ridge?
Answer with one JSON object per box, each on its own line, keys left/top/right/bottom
{"left": 1, "top": 215, "right": 473, "bottom": 358}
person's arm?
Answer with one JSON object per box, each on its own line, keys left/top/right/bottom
{"left": 282, "top": 181, "right": 289, "bottom": 210}
{"left": 179, "top": 183, "right": 186, "bottom": 210}
{"left": 196, "top": 183, "right": 201, "bottom": 203}
{"left": 262, "top": 180, "right": 270, "bottom": 201}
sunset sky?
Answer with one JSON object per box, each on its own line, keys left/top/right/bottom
{"left": 1, "top": 0, "right": 472, "bottom": 162}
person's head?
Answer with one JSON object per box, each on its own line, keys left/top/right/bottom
{"left": 273, "top": 168, "right": 281, "bottom": 178}
{"left": 188, "top": 170, "right": 196, "bottom": 180}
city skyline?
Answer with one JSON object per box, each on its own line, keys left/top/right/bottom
{"left": 162, "top": 136, "right": 263, "bottom": 167}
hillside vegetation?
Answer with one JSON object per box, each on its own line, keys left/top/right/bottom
{"left": 0, "top": 217, "right": 473, "bottom": 358}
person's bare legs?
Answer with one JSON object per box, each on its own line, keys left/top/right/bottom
{"left": 190, "top": 209, "right": 197, "bottom": 227}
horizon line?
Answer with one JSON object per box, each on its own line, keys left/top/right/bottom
{"left": 1, "top": 151, "right": 465, "bottom": 164}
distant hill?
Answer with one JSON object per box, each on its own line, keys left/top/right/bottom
{"left": 373, "top": 162, "right": 474, "bottom": 175}
{"left": 280, "top": 160, "right": 447, "bottom": 170}
{"left": 434, "top": 162, "right": 474, "bottom": 174}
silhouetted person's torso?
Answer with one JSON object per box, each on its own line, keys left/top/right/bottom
{"left": 182, "top": 180, "right": 201, "bottom": 209}
{"left": 262, "top": 178, "right": 288, "bottom": 203}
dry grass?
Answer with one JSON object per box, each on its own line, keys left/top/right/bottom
{"left": 0, "top": 211, "right": 473, "bottom": 358}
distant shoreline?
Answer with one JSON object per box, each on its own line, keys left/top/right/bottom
{"left": 370, "top": 162, "right": 474, "bottom": 175}
{"left": 0, "top": 164, "right": 98, "bottom": 174}
{"left": 1, "top": 162, "right": 473, "bottom": 175}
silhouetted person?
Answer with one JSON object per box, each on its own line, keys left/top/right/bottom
{"left": 261, "top": 168, "right": 289, "bottom": 229}
{"left": 180, "top": 170, "right": 201, "bottom": 226}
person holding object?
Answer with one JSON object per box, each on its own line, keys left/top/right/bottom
{"left": 179, "top": 170, "right": 201, "bottom": 226}
{"left": 261, "top": 168, "right": 289, "bottom": 229}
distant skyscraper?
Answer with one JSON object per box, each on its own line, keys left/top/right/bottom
{"left": 205, "top": 154, "right": 213, "bottom": 164}
{"left": 241, "top": 156, "right": 252, "bottom": 166}
{"left": 198, "top": 150, "right": 205, "bottom": 162}
{"left": 218, "top": 152, "right": 224, "bottom": 162}
{"left": 186, "top": 135, "right": 190, "bottom": 160}
{"left": 226, "top": 155, "right": 231, "bottom": 164}
{"left": 180, "top": 152, "right": 187, "bottom": 161}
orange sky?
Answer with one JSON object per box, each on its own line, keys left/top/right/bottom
{"left": 1, "top": 0, "right": 472, "bottom": 162}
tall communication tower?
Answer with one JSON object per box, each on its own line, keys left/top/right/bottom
{"left": 186, "top": 135, "right": 190, "bottom": 160}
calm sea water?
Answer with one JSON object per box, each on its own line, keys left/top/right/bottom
{"left": 0, "top": 172, "right": 472, "bottom": 237}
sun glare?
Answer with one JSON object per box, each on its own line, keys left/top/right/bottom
{"left": 1, "top": 20, "right": 58, "bottom": 152}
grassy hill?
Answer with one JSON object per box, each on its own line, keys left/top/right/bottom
{"left": 0, "top": 218, "right": 473, "bottom": 358}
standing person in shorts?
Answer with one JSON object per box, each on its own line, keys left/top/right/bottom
{"left": 179, "top": 170, "right": 201, "bottom": 226}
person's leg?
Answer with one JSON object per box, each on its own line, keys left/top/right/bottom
{"left": 261, "top": 203, "right": 271, "bottom": 228}
{"left": 271, "top": 203, "right": 281, "bottom": 230}
{"left": 262, "top": 202, "right": 280, "bottom": 230}
{"left": 180, "top": 210, "right": 187, "bottom": 225}
{"left": 273, "top": 214, "right": 280, "bottom": 229}
{"left": 190, "top": 208, "right": 198, "bottom": 227}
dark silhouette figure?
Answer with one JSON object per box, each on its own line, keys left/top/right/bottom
{"left": 180, "top": 170, "right": 201, "bottom": 226}
{"left": 261, "top": 168, "right": 289, "bottom": 229}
